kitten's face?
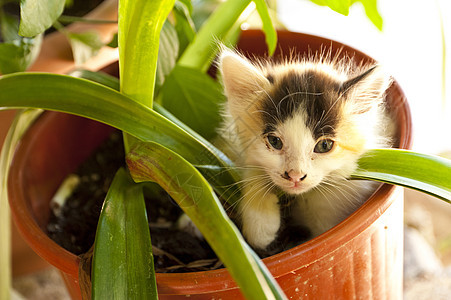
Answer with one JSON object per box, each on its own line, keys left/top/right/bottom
{"left": 219, "top": 50, "right": 391, "bottom": 195}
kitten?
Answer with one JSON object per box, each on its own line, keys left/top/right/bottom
{"left": 217, "top": 49, "right": 394, "bottom": 250}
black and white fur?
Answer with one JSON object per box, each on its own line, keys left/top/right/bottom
{"left": 218, "top": 49, "right": 394, "bottom": 250}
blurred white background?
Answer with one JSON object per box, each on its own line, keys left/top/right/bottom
{"left": 278, "top": 0, "right": 451, "bottom": 155}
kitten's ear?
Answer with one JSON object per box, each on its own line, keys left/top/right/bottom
{"left": 219, "top": 49, "right": 270, "bottom": 105}
{"left": 340, "top": 65, "right": 392, "bottom": 113}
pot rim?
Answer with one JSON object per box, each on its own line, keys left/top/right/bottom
{"left": 8, "top": 29, "right": 412, "bottom": 293}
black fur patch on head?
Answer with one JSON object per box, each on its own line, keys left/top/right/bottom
{"left": 266, "top": 73, "right": 275, "bottom": 84}
{"left": 339, "top": 65, "right": 376, "bottom": 95}
{"left": 260, "top": 70, "right": 342, "bottom": 139}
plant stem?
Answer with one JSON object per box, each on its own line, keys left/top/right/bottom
{"left": 178, "top": 0, "right": 252, "bottom": 72}
{"left": 58, "top": 15, "right": 117, "bottom": 25}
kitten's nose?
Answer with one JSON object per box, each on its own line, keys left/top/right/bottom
{"left": 283, "top": 170, "right": 307, "bottom": 182}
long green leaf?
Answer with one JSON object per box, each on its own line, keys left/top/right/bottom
{"left": 178, "top": 0, "right": 251, "bottom": 71}
{"left": 253, "top": 0, "right": 277, "bottom": 55}
{"left": 127, "top": 142, "right": 286, "bottom": 300}
{"left": 118, "top": 0, "right": 175, "bottom": 107}
{"left": 19, "top": 0, "right": 66, "bottom": 37}
{"left": 0, "top": 72, "right": 241, "bottom": 203}
{"left": 352, "top": 149, "right": 451, "bottom": 203}
{"left": 92, "top": 168, "right": 157, "bottom": 299}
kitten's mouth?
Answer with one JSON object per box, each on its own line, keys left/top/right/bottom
{"left": 278, "top": 182, "right": 306, "bottom": 195}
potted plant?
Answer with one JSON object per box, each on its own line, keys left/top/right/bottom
{"left": 1, "top": 0, "right": 450, "bottom": 299}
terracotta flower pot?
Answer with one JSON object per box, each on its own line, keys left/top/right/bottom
{"left": 6, "top": 0, "right": 119, "bottom": 278}
{"left": 8, "top": 30, "right": 412, "bottom": 299}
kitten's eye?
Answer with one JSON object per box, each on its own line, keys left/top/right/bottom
{"left": 314, "top": 139, "right": 334, "bottom": 153}
{"left": 267, "top": 135, "right": 283, "bottom": 150}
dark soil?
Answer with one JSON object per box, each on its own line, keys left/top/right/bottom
{"left": 47, "top": 131, "right": 218, "bottom": 273}
{"left": 46, "top": 131, "right": 310, "bottom": 272}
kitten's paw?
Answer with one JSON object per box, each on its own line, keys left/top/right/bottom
{"left": 242, "top": 212, "right": 281, "bottom": 250}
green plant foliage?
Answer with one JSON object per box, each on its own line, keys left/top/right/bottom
{"left": 0, "top": 72, "right": 241, "bottom": 203}
{"left": 155, "top": 21, "right": 179, "bottom": 90}
{"left": 0, "top": 12, "right": 42, "bottom": 74}
{"left": 173, "top": 0, "right": 196, "bottom": 56}
{"left": 19, "top": 0, "right": 66, "bottom": 37}
{"left": 309, "top": 0, "right": 351, "bottom": 15}
{"left": 253, "top": 0, "right": 277, "bottom": 55}
{"left": 352, "top": 149, "right": 451, "bottom": 203}
{"left": 159, "top": 65, "right": 224, "bottom": 140}
{"left": 179, "top": 0, "right": 251, "bottom": 71}
{"left": 67, "top": 31, "right": 103, "bottom": 65}
{"left": 127, "top": 141, "right": 286, "bottom": 300}
{"left": 92, "top": 168, "right": 157, "bottom": 299}
{"left": 354, "top": 0, "right": 382, "bottom": 30}
{"left": 309, "top": 0, "right": 383, "bottom": 30}
{"left": 118, "top": 0, "right": 175, "bottom": 107}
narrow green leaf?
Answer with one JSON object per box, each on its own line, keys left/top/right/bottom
{"left": 354, "top": 0, "right": 383, "bottom": 30}
{"left": 178, "top": 0, "right": 251, "bottom": 71}
{"left": 69, "top": 69, "right": 218, "bottom": 149}
{"left": 0, "top": 110, "right": 43, "bottom": 300}
{"left": 67, "top": 31, "right": 103, "bottom": 65}
{"left": 19, "top": 0, "right": 66, "bottom": 37}
{"left": 0, "top": 72, "right": 241, "bottom": 204}
{"left": 352, "top": 149, "right": 451, "bottom": 203}
{"left": 155, "top": 21, "right": 179, "bottom": 91}
{"left": 253, "top": 0, "right": 277, "bottom": 55}
{"left": 127, "top": 142, "right": 286, "bottom": 300}
{"left": 92, "top": 168, "right": 157, "bottom": 299}
{"left": 118, "top": 0, "right": 175, "bottom": 107}
{"left": 160, "top": 65, "right": 224, "bottom": 140}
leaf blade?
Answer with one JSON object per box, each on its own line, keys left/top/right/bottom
{"left": 253, "top": 0, "right": 277, "bottom": 55}
{"left": 92, "top": 168, "right": 157, "bottom": 299}
{"left": 0, "top": 72, "right": 241, "bottom": 204}
{"left": 352, "top": 149, "right": 451, "bottom": 203}
{"left": 160, "top": 65, "right": 224, "bottom": 140}
{"left": 118, "top": 0, "right": 175, "bottom": 107}
{"left": 127, "top": 142, "right": 286, "bottom": 300}
{"left": 19, "top": 0, "right": 66, "bottom": 37}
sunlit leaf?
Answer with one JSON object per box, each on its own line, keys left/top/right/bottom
{"left": 179, "top": 0, "right": 251, "bottom": 71}
{"left": 309, "top": 0, "right": 351, "bottom": 15}
{"left": 119, "top": 0, "right": 175, "bottom": 107}
{"left": 354, "top": 0, "right": 383, "bottom": 30}
{"left": 19, "top": 0, "right": 66, "bottom": 37}
{"left": 352, "top": 149, "right": 451, "bottom": 203}
{"left": 253, "top": 0, "right": 277, "bottom": 55}
{"left": 92, "top": 168, "right": 157, "bottom": 299}
{"left": 0, "top": 72, "right": 241, "bottom": 204}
